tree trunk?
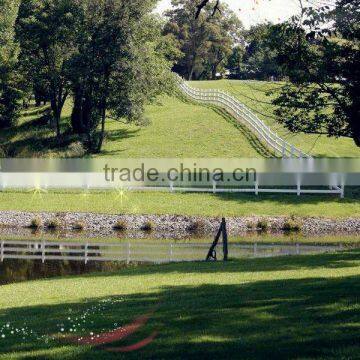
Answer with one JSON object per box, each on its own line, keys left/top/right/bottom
{"left": 350, "top": 108, "right": 360, "bottom": 146}
{"left": 96, "top": 107, "right": 106, "bottom": 153}
{"left": 50, "top": 97, "right": 61, "bottom": 140}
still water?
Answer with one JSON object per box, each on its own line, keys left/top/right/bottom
{"left": 1, "top": 233, "right": 358, "bottom": 285}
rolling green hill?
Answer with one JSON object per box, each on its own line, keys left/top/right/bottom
{"left": 0, "top": 96, "right": 268, "bottom": 158}
{"left": 191, "top": 80, "right": 360, "bottom": 158}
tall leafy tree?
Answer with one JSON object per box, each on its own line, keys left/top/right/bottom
{"left": 164, "top": 0, "right": 242, "bottom": 80}
{"left": 269, "top": 0, "right": 360, "bottom": 146}
{"left": 69, "top": 0, "right": 174, "bottom": 152}
{"left": 16, "top": 0, "right": 81, "bottom": 139}
{"left": 241, "top": 23, "right": 284, "bottom": 80}
{"left": 0, "top": 0, "right": 22, "bottom": 128}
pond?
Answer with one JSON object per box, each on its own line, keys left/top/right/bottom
{"left": 1, "top": 234, "right": 358, "bottom": 285}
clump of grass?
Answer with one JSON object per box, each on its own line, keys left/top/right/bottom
{"left": 187, "top": 219, "right": 207, "bottom": 234}
{"left": 45, "top": 218, "right": 61, "bottom": 230}
{"left": 282, "top": 217, "right": 302, "bottom": 232}
{"left": 257, "top": 219, "right": 269, "bottom": 232}
{"left": 67, "top": 141, "right": 86, "bottom": 157}
{"left": 113, "top": 220, "right": 127, "bottom": 231}
{"left": 246, "top": 221, "right": 256, "bottom": 230}
{"left": 29, "top": 216, "right": 42, "bottom": 229}
{"left": 141, "top": 221, "right": 154, "bottom": 232}
{"left": 72, "top": 221, "right": 85, "bottom": 231}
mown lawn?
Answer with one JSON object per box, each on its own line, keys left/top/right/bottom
{"left": 191, "top": 80, "right": 360, "bottom": 158}
{"left": 0, "top": 251, "right": 359, "bottom": 359}
{"left": 0, "top": 95, "right": 265, "bottom": 158}
{"left": 0, "top": 189, "right": 359, "bottom": 218}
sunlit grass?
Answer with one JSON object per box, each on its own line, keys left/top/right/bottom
{"left": 0, "top": 189, "right": 359, "bottom": 218}
{"left": 191, "top": 80, "right": 360, "bottom": 158}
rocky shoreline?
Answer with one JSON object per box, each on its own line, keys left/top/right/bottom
{"left": 0, "top": 211, "right": 359, "bottom": 236}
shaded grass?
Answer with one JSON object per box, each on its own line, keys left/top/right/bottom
{"left": 0, "top": 250, "right": 359, "bottom": 359}
{"left": 0, "top": 96, "right": 262, "bottom": 158}
{"left": 0, "top": 189, "right": 359, "bottom": 218}
{"left": 191, "top": 80, "right": 360, "bottom": 158}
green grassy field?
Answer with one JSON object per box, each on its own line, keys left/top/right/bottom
{"left": 191, "top": 80, "right": 360, "bottom": 158}
{"left": 0, "top": 251, "right": 359, "bottom": 359}
{"left": 0, "top": 189, "right": 359, "bottom": 218}
{"left": 1, "top": 95, "right": 266, "bottom": 158}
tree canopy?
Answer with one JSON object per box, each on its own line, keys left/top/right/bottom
{"left": 164, "top": 0, "right": 242, "bottom": 80}
{"left": 1, "top": 0, "right": 175, "bottom": 153}
{"left": 269, "top": 0, "right": 360, "bottom": 146}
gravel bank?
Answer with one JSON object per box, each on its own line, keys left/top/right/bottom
{"left": 0, "top": 211, "right": 359, "bottom": 236}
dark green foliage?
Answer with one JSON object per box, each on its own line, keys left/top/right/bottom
{"left": 0, "top": 0, "right": 22, "bottom": 128}
{"left": 141, "top": 221, "right": 155, "bottom": 232}
{"left": 69, "top": 0, "right": 174, "bottom": 151}
{"left": 282, "top": 217, "right": 302, "bottom": 232}
{"left": 268, "top": 1, "right": 360, "bottom": 146}
{"left": 257, "top": 219, "right": 269, "bottom": 232}
{"left": 164, "top": 0, "right": 242, "bottom": 80}
{"left": 113, "top": 220, "right": 127, "bottom": 231}
{"left": 187, "top": 219, "right": 207, "bottom": 234}
{"left": 16, "top": 0, "right": 82, "bottom": 139}
{"left": 241, "top": 23, "right": 284, "bottom": 80}
{"left": 29, "top": 216, "right": 42, "bottom": 229}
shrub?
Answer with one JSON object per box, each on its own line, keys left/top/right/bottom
{"left": 72, "top": 221, "right": 85, "bottom": 231}
{"left": 246, "top": 221, "right": 255, "bottom": 230}
{"left": 45, "top": 218, "right": 61, "bottom": 230}
{"left": 187, "top": 219, "right": 206, "bottom": 234}
{"left": 29, "top": 216, "right": 42, "bottom": 229}
{"left": 282, "top": 218, "right": 302, "bottom": 232}
{"left": 67, "top": 141, "right": 86, "bottom": 157}
{"left": 257, "top": 219, "right": 269, "bottom": 232}
{"left": 113, "top": 220, "right": 127, "bottom": 231}
{"left": 141, "top": 221, "right": 154, "bottom": 232}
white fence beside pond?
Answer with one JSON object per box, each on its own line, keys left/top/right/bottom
{"left": 0, "top": 240, "right": 342, "bottom": 264}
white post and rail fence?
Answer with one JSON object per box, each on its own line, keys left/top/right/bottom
{"left": 0, "top": 240, "right": 342, "bottom": 264}
{"left": 0, "top": 78, "right": 350, "bottom": 198}
{"left": 177, "top": 77, "right": 309, "bottom": 159}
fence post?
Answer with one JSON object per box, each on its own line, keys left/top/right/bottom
{"left": 340, "top": 183, "right": 345, "bottom": 199}
{"left": 297, "top": 179, "right": 301, "bottom": 196}
{"left": 0, "top": 241, "right": 4, "bottom": 262}
{"left": 254, "top": 243, "right": 257, "bottom": 257}
{"left": 296, "top": 243, "right": 300, "bottom": 255}
{"left": 255, "top": 181, "right": 259, "bottom": 196}
{"left": 282, "top": 140, "right": 286, "bottom": 158}
{"left": 212, "top": 180, "right": 217, "bottom": 194}
{"left": 169, "top": 243, "right": 174, "bottom": 262}
{"left": 291, "top": 145, "right": 295, "bottom": 158}
{"left": 222, "top": 218, "right": 229, "bottom": 262}
{"left": 84, "top": 243, "right": 89, "bottom": 264}
{"left": 127, "top": 242, "right": 131, "bottom": 264}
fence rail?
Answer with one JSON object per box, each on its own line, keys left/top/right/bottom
{"left": 178, "top": 78, "right": 309, "bottom": 159}
{"left": 0, "top": 240, "right": 342, "bottom": 264}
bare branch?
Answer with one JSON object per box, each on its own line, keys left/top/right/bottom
{"left": 195, "top": 0, "right": 221, "bottom": 19}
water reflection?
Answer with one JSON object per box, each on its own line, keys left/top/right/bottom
{"left": 0, "top": 259, "right": 126, "bottom": 285}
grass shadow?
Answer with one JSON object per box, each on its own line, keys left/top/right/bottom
{"left": 0, "top": 255, "right": 359, "bottom": 359}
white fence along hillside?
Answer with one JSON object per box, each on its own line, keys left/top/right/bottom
{"left": 178, "top": 79, "right": 309, "bottom": 159}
